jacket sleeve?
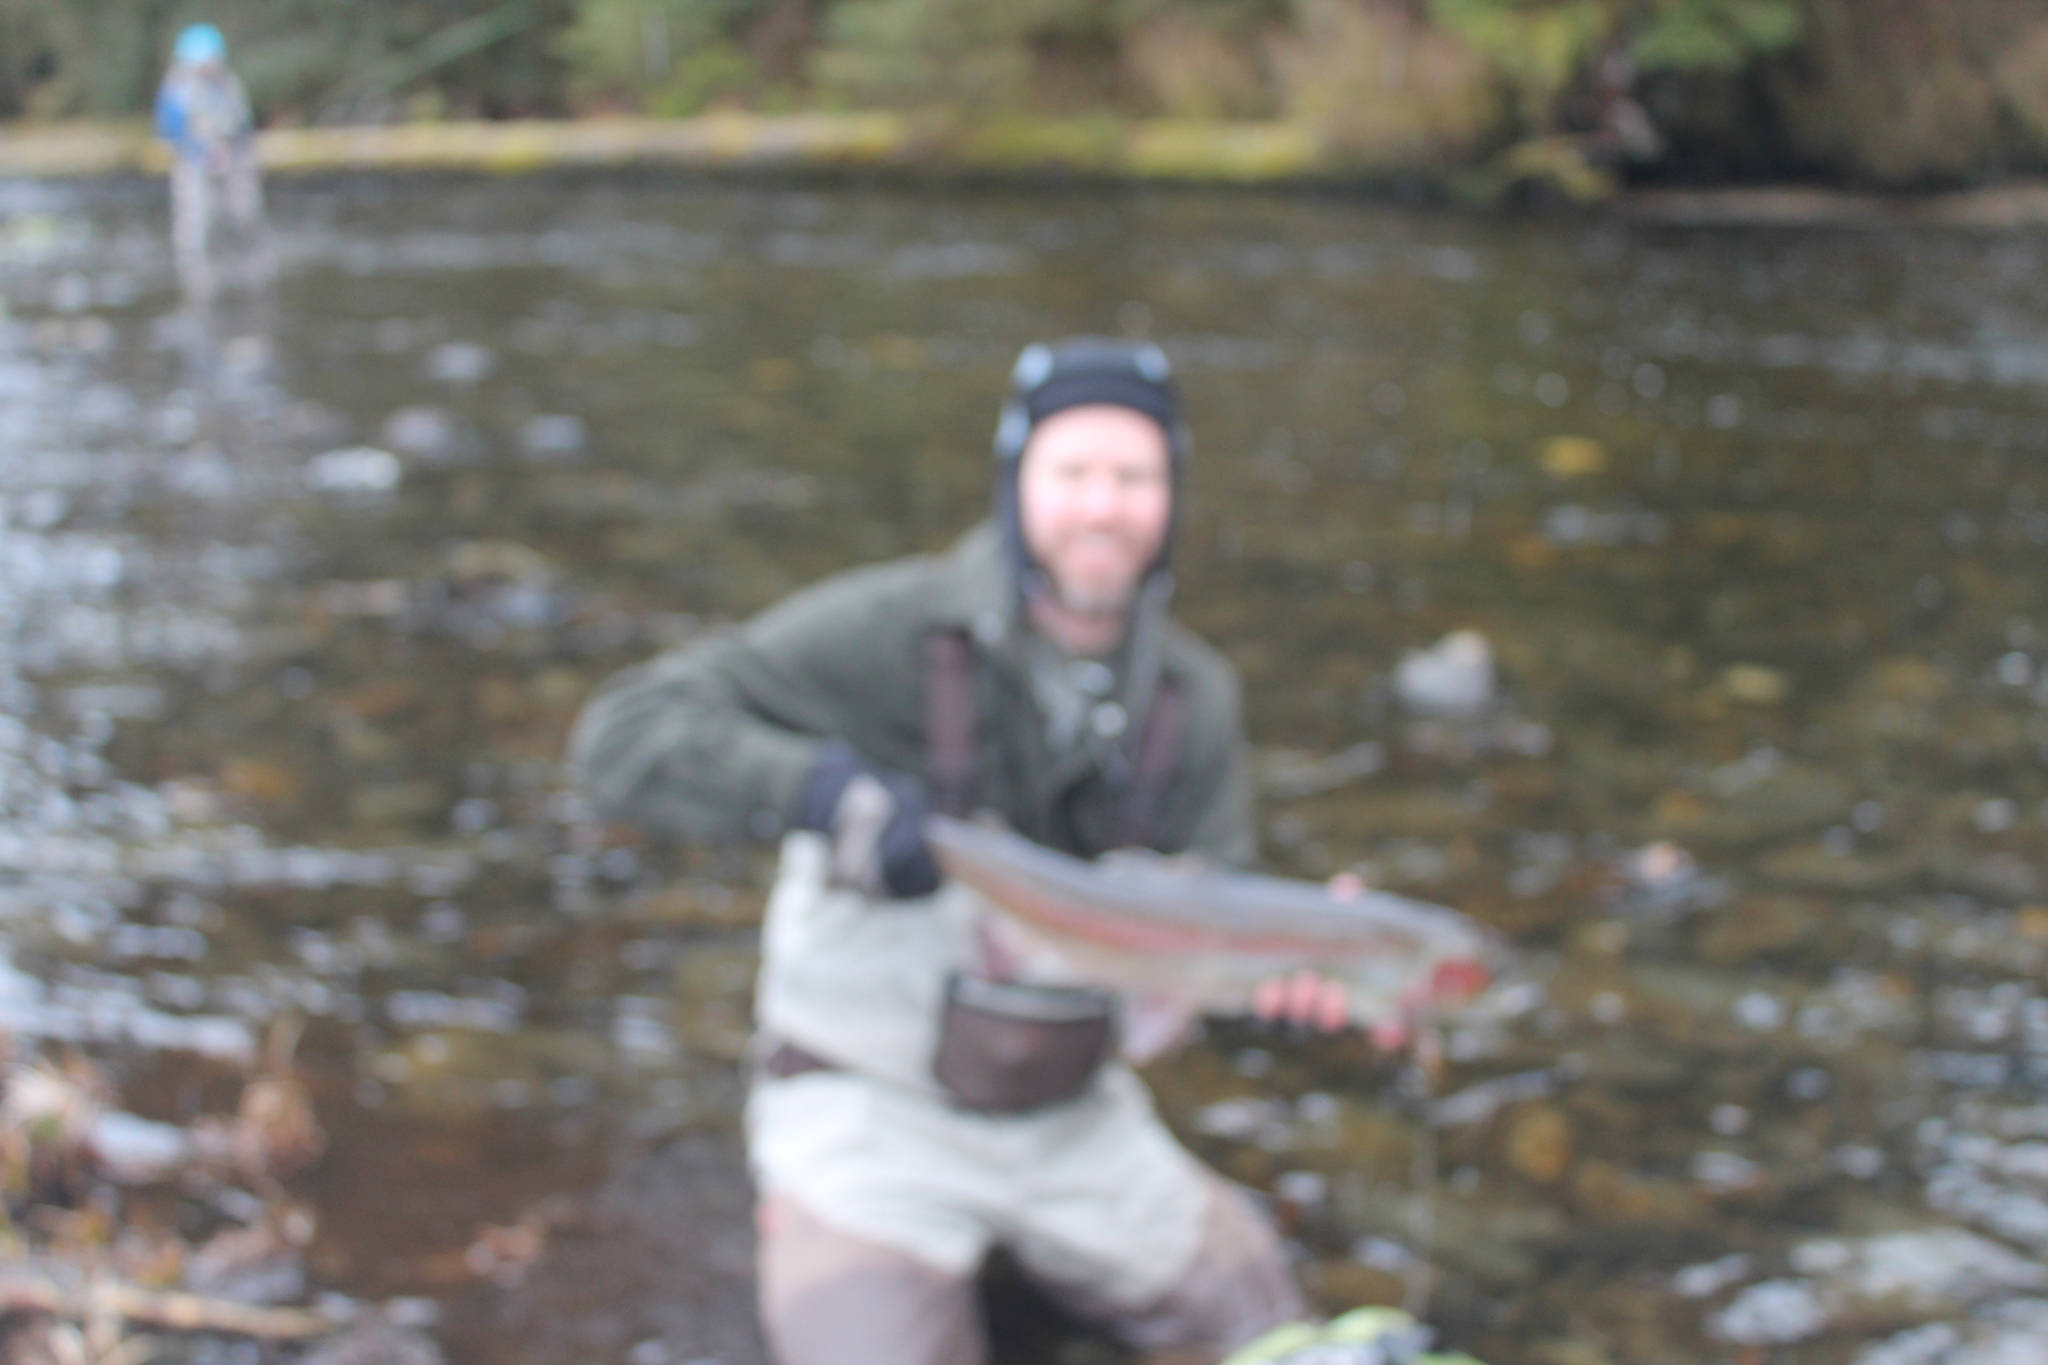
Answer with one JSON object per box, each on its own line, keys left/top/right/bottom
{"left": 567, "top": 632, "right": 820, "bottom": 843}
{"left": 155, "top": 86, "right": 189, "bottom": 152}
{"left": 567, "top": 565, "right": 923, "bottom": 844}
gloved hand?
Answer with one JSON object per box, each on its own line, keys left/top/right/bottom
{"left": 793, "top": 740, "right": 941, "bottom": 899}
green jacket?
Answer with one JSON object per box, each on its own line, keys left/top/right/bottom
{"left": 570, "top": 524, "right": 1255, "bottom": 865}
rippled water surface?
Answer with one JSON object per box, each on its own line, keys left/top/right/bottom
{"left": 5, "top": 172, "right": 2048, "bottom": 1365}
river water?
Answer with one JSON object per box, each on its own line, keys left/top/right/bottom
{"left": 4, "top": 172, "right": 2048, "bottom": 1365}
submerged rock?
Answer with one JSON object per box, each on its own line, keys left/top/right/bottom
{"left": 515, "top": 413, "right": 588, "bottom": 461}
{"left": 380, "top": 405, "right": 475, "bottom": 464}
{"left": 422, "top": 341, "right": 496, "bottom": 387}
{"left": 1394, "top": 630, "right": 1496, "bottom": 718}
{"left": 1713, "top": 1278, "right": 1829, "bottom": 1344}
{"left": 297, "top": 1321, "right": 446, "bottom": 1365}
{"left": 307, "top": 448, "right": 402, "bottom": 495}
{"left": 1710, "top": 1228, "right": 2048, "bottom": 1345}
{"left": 1500, "top": 1102, "right": 1574, "bottom": 1185}
{"left": 1851, "top": 1298, "right": 2048, "bottom": 1365}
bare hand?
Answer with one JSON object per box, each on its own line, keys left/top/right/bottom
{"left": 1247, "top": 871, "right": 1416, "bottom": 1046}
{"left": 1251, "top": 968, "right": 1351, "bottom": 1033}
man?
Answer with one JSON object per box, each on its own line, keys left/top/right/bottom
{"left": 155, "top": 24, "right": 269, "bottom": 302}
{"left": 571, "top": 339, "right": 1357, "bottom": 1364}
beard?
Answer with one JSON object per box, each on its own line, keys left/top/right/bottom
{"left": 1034, "top": 530, "right": 1154, "bottom": 618}
{"left": 1040, "top": 556, "right": 1147, "bottom": 618}
{"left": 1047, "top": 578, "right": 1137, "bottom": 618}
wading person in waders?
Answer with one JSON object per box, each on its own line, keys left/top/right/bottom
{"left": 571, "top": 339, "right": 1395, "bottom": 1364}
{"left": 155, "top": 24, "right": 269, "bottom": 303}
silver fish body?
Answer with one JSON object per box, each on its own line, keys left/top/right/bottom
{"left": 923, "top": 815, "right": 1505, "bottom": 1024}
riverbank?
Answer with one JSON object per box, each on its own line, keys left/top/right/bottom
{"left": 9, "top": 116, "right": 2048, "bottom": 226}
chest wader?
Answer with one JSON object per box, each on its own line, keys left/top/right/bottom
{"left": 921, "top": 628, "right": 1186, "bottom": 1113}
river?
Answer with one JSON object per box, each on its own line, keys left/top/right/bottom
{"left": 2, "top": 171, "right": 2047, "bottom": 1365}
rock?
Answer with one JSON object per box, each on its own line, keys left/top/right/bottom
{"left": 1927, "top": 848, "right": 2042, "bottom": 902}
{"left": 1528, "top": 1343, "right": 1615, "bottom": 1365}
{"left": 1927, "top": 1164, "right": 2048, "bottom": 1252}
{"left": 380, "top": 405, "right": 474, "bottom": 464}
{"left": 1720, "top": 663, "right": 1790, "bottom": 706}
{"left": 1673, "top": 1253, "right": 1754, "bottom": 1299}
{"left": 516, "top": 413, "right": 587, "bottom": 460}
{"left": 1688, "top": 758, "right": 1856, "bottom": 846}
{"left": 351, "top": 780, "right": 444, "bottom": 828}
{"left": 1611, "top": 840, "right": 1727, "bottom": 917}
{"left": 1256, "top": 741, "right": 1385, "bottom": 800}
{"left": 1710, "top": 1229, "right": 2047, "bottom": 1349}
{"left": 1790, "top": 1227, "right": 2048, "bottom": 1317}
{"left": 1759, "top": 842, "right": 1915, "bottom": 894}
{"left": 1304, "top": 1256, "right": 1411, "bottom": 1310}
{"left": 444, "top": 540, "right": 556, "bottom": 585}
{"left": 1712, "top": 1278, "right": 1828, "bottom": 1344}
{"left": 623, "top": 880, "right": 755, "bottom": 931}
{"left": 298, "top": 1322, "right": 446, "bottom": 1365}
{"left": 306, "top": 447, "right": 401, "bottom": 495}
{"left": 1696, "top": 896, "right": 1821, "bottom": 965}
{"left": 1501, "top": 1102, "right": 1574, "bottom": 1184}
{"left": 185, "top": 1217, "right": 311, "bottom": 1304}
{"left": 670, "top": 942, "right": 759, "bottom": 1062}
{"left": 423, "top": 341, "right": 496, "bottom": 386}
{"left": 1863, "top": 656, "right": 1953, "bottom": 705}
{"left": 86, "top": 1110, "right": 192, "bottom": 1183}
{"left": 1537, "top": 435, "right": 1608, "bottom": 479}
{"left": 1569, "top": 1158, "right": 1704, "bottom": 1228}
{"left": 1852, "top": 1299, "right": 2048, "bottom": 1365}
{"left": 1394, "top": 629, "right": 1495, "bottom": 718}
{"left": 220, "top": 758, "right": 304, "bottom": 806}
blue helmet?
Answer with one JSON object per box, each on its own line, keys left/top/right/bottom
{"left": 173, "top": 24, "right": 227, "bottom": 66}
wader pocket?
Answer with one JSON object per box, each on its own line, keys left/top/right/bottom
{"left": 932, "top": 973, "right": 1117, "bottom": 1112}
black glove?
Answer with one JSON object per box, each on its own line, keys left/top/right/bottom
{"left": 793, "top": 741, "right": 941, "bottom": 899}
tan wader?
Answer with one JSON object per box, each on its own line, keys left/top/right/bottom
{"left": 170, "top": 147, "right": 268, "bottom": 302}
{"left": 754, "top": 1108, "right": 1303, "bottom": 1365}
{"left": 747, "top": 834, "right": 1305, "bottom": 1364}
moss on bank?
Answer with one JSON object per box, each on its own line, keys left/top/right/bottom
{"left": 11, "top": 114, "right": 2048, "bottom": 224}
{"left": 0, "top": 114, "right": 1378, "bottom": 186}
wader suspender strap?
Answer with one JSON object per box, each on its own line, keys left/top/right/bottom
{"left": 923, "top": 629, "right": 980, "bottom": 819}
{"left": 921, "top": 627, "right": 1186, "bottom": 846}
{"left": 1120, "top": 675, "right": 1186, "bottom": 849}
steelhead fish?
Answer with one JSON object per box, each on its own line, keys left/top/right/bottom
{"left": 924, "top": 814, "right": 1504, "bottom": 1025}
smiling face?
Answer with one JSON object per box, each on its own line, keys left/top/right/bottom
{"left": 1016, "top": 404, "right": 1173, "bottom": 651}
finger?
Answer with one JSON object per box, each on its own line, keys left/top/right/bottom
{"left": 1251, "top": 977, "right": 1287, "bottom": 1020}
{"left": 1369, "top": 1014, "right": 1410, "bottom": 1052}
{"left": 1314, "top": 980, "right": 1350, "bottom": 1033}
{"left": 1286, "top": 970, "right": 1323, "bottom": 1024}
{"left": 1328, "top": 872, "right": 1365, "bottom": 901}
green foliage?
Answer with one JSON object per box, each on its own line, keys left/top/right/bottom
{"left": 1631, "top": 0, "right": 1802, "bottom": 74}
{"left": 557, "top": 0, "right": 768, "bottom": 110}
{"left": 1275, "top": 0, "right": 1499, "bottom": 160}
{"left": 1426, "top": 0, "right": 1614, "bottom": 125}
{"left": 817, "top": 0, "right": 1121, "bottom": 109}
{"left": 0, "top": 0, "right": 576, "bottom": 121}
{"left": 0, "top": 0, "right": 177, "bottom": 117}
{"left": 1426, "top": 0, "right": 1804, "bottom": 130}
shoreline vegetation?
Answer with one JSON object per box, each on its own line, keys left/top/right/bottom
{"left": 2, "top": 1, "right": 2045, "bottom": 207}
{"left": 7, "top": 116, "right": 2048, "bottom": 227}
